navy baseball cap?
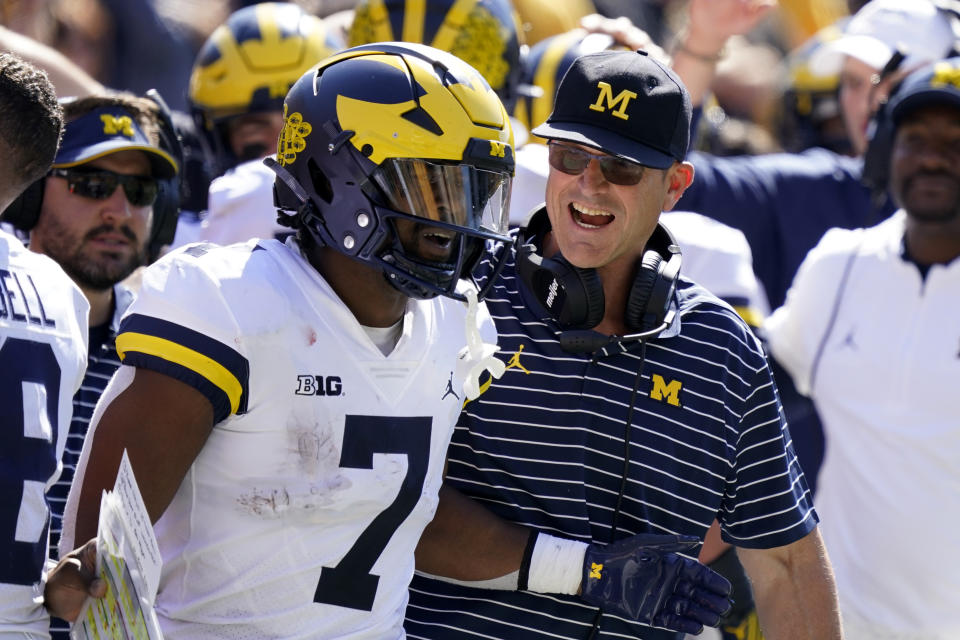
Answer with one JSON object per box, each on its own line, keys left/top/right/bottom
{"left": 52, "top": 106, "right": 179, "bottom": 178}
{"left": 888, "top": 57, "right": 960, "bottom": 124}
{"left": 532, "top": 49, "right": 691, "bottom": 169}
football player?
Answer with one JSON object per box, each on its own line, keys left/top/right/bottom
{"left": 183, "top": 2, "right": 345, "bottom": 247}
{"left": 61, "top": 42, "right": 514, "bottom": 639}
{"left": 0, "top": 52, "right": 98, "bottom": 637}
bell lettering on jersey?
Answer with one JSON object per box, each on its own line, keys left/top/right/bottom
{"left": 0, "top": 268, "right": 56, "bottom": 328}
{"left": 295, "top": 374, "right": 342, "bottom": 396}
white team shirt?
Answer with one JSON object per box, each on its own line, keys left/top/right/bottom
{"left": 510, "top": 143, "right": 550, "bottom": 225}
{"left": 661, "top": 210, "right": 771, "bottom": 326}
{"left": 765, "top": 212, "right": 960, "bottom": 638}
{"left": 0, "top": 230, "right": 88, "bottom": 638}
{"left": 67, "top": 237, "right": 493, "bottom": 639}
{"left": 198, "top": 158, "right": 286, "bottom": 245}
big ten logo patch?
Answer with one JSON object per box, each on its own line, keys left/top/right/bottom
{"left": 296, "top": 375, "right": 342, "bottom": 396}
{"left": 649, "top": 374, "right": 681, "bottom": 407}
{"left": 588, "top": 81, "right": 637, "bottom": 121}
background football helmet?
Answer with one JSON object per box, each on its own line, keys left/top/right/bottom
{"left": 267, "top": 42, "right": 515, "bottom": 301}
{"left": 776, "top": 21, "right": 852, "bottom": 155}
{"left": 347, "top": 0, "right": 525, "bottom": 113}
{"left": 188, "top": 2, "right": 344, "bottom": 174}
{"left": 513, "top": 30, "right": 624, "bottom": 145}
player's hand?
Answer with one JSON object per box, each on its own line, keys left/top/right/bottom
{"left": 43, "top": 538, "right": 107, "bottom": 622}
{"left": 580, "top": 533, "right": 733, "bottom": 634}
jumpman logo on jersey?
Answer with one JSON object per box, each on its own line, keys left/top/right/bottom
{"left": 461, "top": 344, "right": 532, "bottom": 409}
{"left": 442, "top": 371, "right": 459, "bottom": 401}
{"left": 505, "top": 344, "right": 530, "bottom": 374}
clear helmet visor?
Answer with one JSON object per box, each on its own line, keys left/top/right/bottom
{"left": 366, "top": 158, "right": 512, "bottom": 235}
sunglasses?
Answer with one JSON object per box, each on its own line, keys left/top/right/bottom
{"left": 547, "top": 142, "right": 646, "bottom": 186}
{"left": 49, "top": 168, "right": 159, "bottom": 207}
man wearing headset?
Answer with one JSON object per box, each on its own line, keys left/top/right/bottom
{"left": 408, "top": 49, "right": 844, "bottom": 640}
{"left": 0, "top": 91, "right": 178, "bottom": 638}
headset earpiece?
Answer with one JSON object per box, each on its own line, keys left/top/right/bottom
{"left": 145, "top": 89, "right": 185, "bottom": 263}
{"left": 1, "top": 178, "right": 46, "bottom": 231}
{"left": 516, "top": 207, "right": 682, "bottom": 337}
{"left": 516, "top": 238, "right": 605, "bottom": 329}
{"left": 625, "top": 251, "right": 663, "bottom": 331}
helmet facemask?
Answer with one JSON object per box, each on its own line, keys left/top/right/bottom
{"left": 363, "top": 158, "right": 511, "bottom": 299}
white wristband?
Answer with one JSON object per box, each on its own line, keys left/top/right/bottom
{"left": 527, "top": 532, "right": 588, "bottom": 595}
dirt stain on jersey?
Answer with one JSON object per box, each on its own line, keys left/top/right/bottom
{"left": 236, "top": 478, "right": 351, "bottom": 518}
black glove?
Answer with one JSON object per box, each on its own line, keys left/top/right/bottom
{"left": 581, "top": 533, "right": 733, "bottom": 634}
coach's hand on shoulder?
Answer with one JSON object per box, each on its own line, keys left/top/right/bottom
{"left": 43, "top": 538, "right": 107, "bottom": 622}
{"left": 580, "top": 533, "right": 733, "bottom": 634}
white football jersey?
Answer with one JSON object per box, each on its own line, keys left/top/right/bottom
{"left": 661, "top": 210, "right": 771, "bottom": 326}
{"left": 0, "top": 230, "right": 88, "bottom": 638}
{"left": 199, "top": 157, "right": 286, "bottom": 245}
{"left": 94, "top": 238, "right": 491, "bottom": 639}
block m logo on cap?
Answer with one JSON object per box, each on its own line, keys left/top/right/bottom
{"left": 100, "top": 114, "right": 135, "bottom": 138}
{"left": 589, "top": 81, "right": 637, "bottom": 121}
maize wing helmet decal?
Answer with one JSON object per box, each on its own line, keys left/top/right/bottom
{"left": 445, "top": 3, "right": 511, "bottom": 94}
{"left": 348, "top": 0, "right": 523, "bottom": 111}
{"left": 514, "top": 31, "right": 622, "bottom": 144}
{"left": 189, "top": 3, "right": 343, "bottom": 123}
{"left": 319, "top": 49, "right": 511, "bottom": 165}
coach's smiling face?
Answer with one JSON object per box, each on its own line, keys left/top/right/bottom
{"left": 543, "top": 141, "right": 692, "bottom": 277}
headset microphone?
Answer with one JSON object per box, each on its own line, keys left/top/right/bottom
{"left": 559, "top": 310, "right": 676, "bottom": 354}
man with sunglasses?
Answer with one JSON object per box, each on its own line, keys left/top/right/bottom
{"left": 0, "top": 50, "right": 103, "bottom": 640}
{"left": 0, "top": 90, "right": 178, "bottom": 639}
{"left": 406, "top": 49, "right": 844, "bottom": 640}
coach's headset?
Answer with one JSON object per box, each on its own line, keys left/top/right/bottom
{"left": 516, "top": 206, "right": 682, "bottom": 353}
{"left": 2, "top": 90, "right": 183, "bottom": 263}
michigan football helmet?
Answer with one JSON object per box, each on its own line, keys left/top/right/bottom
{"left": 513, "top": 30, "right": 623, "bottom": 144}
{"left": 188, "top": 2, "right": 344, "bottom": 173}
{"left": 267, "top": 42, "right": 515, "bottom": 301}
{"left": 348, "top": 0, "right": 524, "bottom": 113}
{"left": 777, "top": 21, "right": 852, "bottom": 155}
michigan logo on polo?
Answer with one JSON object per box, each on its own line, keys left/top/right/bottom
{"left": 588, "top": 81, "right": 637, "bottom": 121}
{"left": 650, "top": 374, "right": 682, "bottom": 407}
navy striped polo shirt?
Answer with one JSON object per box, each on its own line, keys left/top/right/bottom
{"left": 405, "top": 236, "right": 816, "bottom": 639}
